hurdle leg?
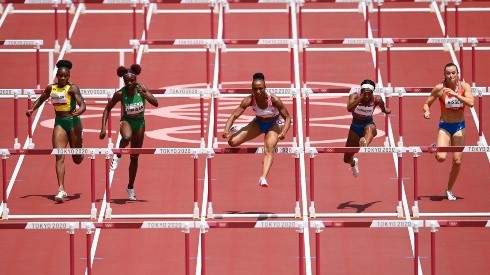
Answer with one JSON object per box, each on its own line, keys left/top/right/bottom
{"left": 13, "top": 93, "right": 20, "bottom": 149}
{"left": 314, "top": 222, "right": 323, "bottom": 275}
{"left": 206, "top": 154, "right": 214, "bottom": 219}
{"left": 27, "top": 92, "right": 35, "bottom": 149}
{"left": 413, "top": 223, "right": 419, "bottom": 275}
{"left": 200, "top": 223, "right": 207, "bottom": 275}
{"left": 430, "top": 222, "right": 438, "bottom": 275}
{"left": 294, "top": 154, "right": 301, "bottom": 218}
{"left": 2, "top": 151, "right": 9, "bottom": 220}
{"left": 298, "top": 223, "right": 305, "bottom": 275}
{"left": 104, "top": 153, "right": 112, "bottom": 219}
{"left": 183, "top": 223, "right": 190, "bottom": 275}
{"left": 412, "top": 151, "right": 420, "bottom": 218}
{"left": 308, "top": 153, "right": 316, "bottom": 218}
{"left": 193, "top": 152, "right": 200, "bottom": 219}
{"left": 69, "top": 225, "right": 75, "bottom": 275}
{"left": 396, "top": 151, "right": 403, "bottom": 218}
{"left": 86, "top": 225, "right": 93, "bottom": 275}
{"left": 90, "top": 152, "right": 97, "bottom": 219}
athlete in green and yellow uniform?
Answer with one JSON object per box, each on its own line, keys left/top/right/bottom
{"left": 26, "top": 59, "right": 86, "bottom": 202}
{"left": 99, "top": 64, "right": 158, "bottom": 201}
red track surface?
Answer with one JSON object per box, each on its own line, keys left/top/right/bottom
{"left": 1, "top": 1, "right": 490, "bottom": 275}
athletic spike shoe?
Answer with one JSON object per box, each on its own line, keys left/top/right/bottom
{"left": 446, "top": 190, "right": 457, "bottom": 201}
{"left": 110, "top": 155, "right": 120, "bottom": 171}
{"left": 351, "top": 158, "right": 359, "bottom": 178}
{"left": 259, "top": 177, "right": 268, "bottom": 187}
{"left": 230, "top": 125, "right": 244, "bottom": 132}
{"left": 55, "top": 190, "right": 67, "bottom": 202}
{"left": 127, "top": 188, "right": 137, "bottom": 201}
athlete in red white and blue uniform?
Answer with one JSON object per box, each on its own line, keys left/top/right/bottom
{"left": 344, "top": 79, "right": 391, "bottom": 177}
{"left": 222, "top": 72, "right": 292, "bottom": 187}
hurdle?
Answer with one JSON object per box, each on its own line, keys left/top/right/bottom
{"left": 299, "top": 0, "right": 372, "bottom": 39}
{"left": 214, "top": 87, "right": 298, "bottom": 147}
{"left": 301, "top": 86, "right": 392, "bottom": 148}
{"left": 201, "top": 220, "right": 308, "bottom": 275}
{"left": 0, "top": 89, "right": 22, "bottom": 149}
{"left": 0, "top": 40, "right": 43, "bottom": 89}
{"left": 1, "top": 148, "right": 100, "bottom": 220}
{"left": 104, "top": 148, "right": 205, "bottom": 219}
{"left": 82, "top": 221, "right": 194, "bottom": 275}
{"left": 306, "top": 146, "right": 405, "bottom": 218}
{"left": 0, "top": 221, "right": 79, "bottom": 275}
{"left": 410, "top": 145, "right": 490, "bottom": 218}
{"left": 130, "top": 39, "right": 215, "bottom": 89}
{"left": 426, "top": 219, "right": 490, "bottom": 275}
{"left": 299, "top": 38, "right": 382, "bottom": 85}
{"left": 215, "top": 38, "right": 298, "bottom": 91}
{"left": 206, "top": 146, "right": 303, "bottom": 219}
{"left": 22, "top": 88, "right": 117, "bottom": 149}
{"left": 394, "top": 86, "right": 489, "bottom": 147}
{"left": 311, "top": 219, "right": 424, "bottom": 275}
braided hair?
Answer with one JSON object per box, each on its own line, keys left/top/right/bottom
{"left": 117, "top": 64, "right": 142, "bottom": 78}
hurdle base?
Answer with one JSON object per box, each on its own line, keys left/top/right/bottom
{"left": 90, "top": 207, "right": 97, "bottom": 219}
{"left": 105, "top": 205, "right": 112, "bottom": 219}
{"left": 294, "top": 201, "right": 301, "bottom": 218}
{"left": 14, "top": 138, "right": 20, "bottom": 149}
{"left": 2, "top": 207, "right": 10, "bottom": 220}
{"left": 396, "top": 205, "right": 404, "bottom": 218}
{"left": 193, "top": 205, "right": 200, "bottom": 219}
{"left": 477, "top": 138, "right": 484, "bottom": 146}
{"left": 309, "top": 203, "right": 316, "bottom": 218}
{"left": 207, "top": 203, "right": 214, "bottom": 219}
{"left": 384, "top": 137, "right": 390, "bottom": 147}
{"left": 412, "top": 205, "right": 420, "bottom": 218}
{"left": 28, "top": 142, "right": 35, "bottom": 149}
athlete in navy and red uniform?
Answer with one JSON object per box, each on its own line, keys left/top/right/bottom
{"left": 344, "top": 79, "right": 391, "bottom": 178}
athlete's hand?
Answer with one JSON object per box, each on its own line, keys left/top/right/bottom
{"left": 99, "top": 128, "right": 106, "bottom": 140}
{"left": 222, "top": 132, "right": 230, "bottom": 139}
{"left": 278, "top": 133, "right": 286, "bottom": 140}
{"left": 26, "top": 109, "right": 34, "bottom": 117}
{"left": 423, "top": 110, "right": 430, "bottom": 119}
{"left": 72, "top": 109, "right": 82, "bottom": 118}
{"left": 384, "top": 108, "right": 391, "bottom": 115}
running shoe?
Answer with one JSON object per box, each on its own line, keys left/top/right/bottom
{"left": 110, "top": 155, "right": 120, "bottom": 171}
{"left": 359, "top": 137, "right": 367, "bottom": 147}
{"left": 351, "top": 158, "right": 359, "bottom": 178}
{"left": 259, "top": 177, "right": 268, "bottom": 187}
{"left": 55, "top": 190, "right": 67, "bottom": 202}
{"left": 127, "top": 188, "right": 137, "bottom": 201}
{"left": 446, "top": 190, "right": 457, "bottom": 201}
